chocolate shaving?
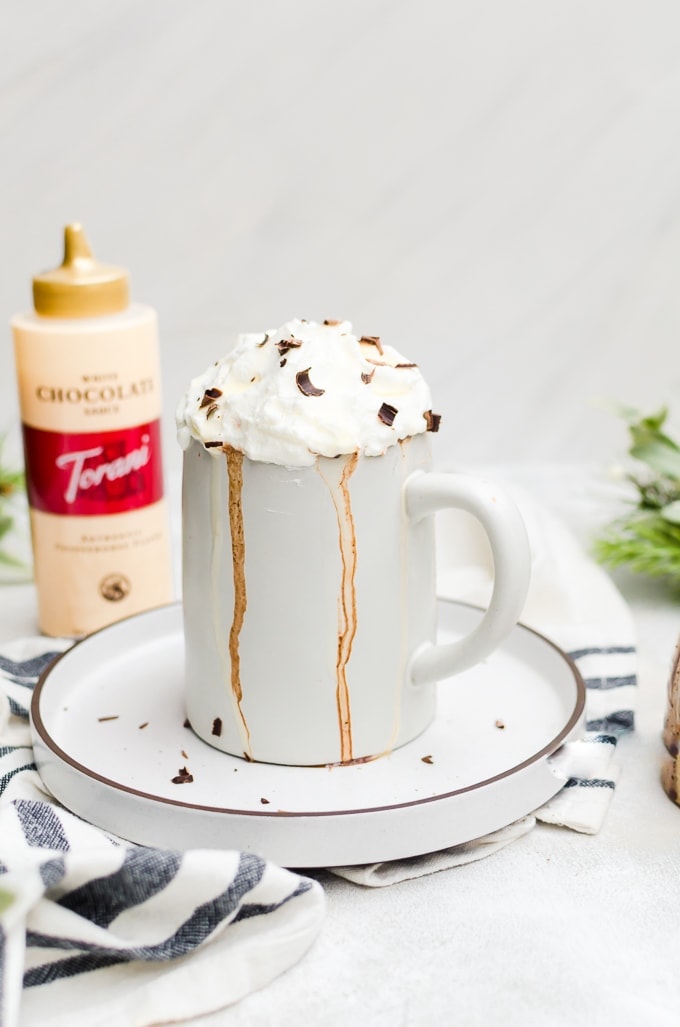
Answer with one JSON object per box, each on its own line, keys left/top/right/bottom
{"left": 200, "top": 387, "right": 223, "bottom": 408}
{"left": 205, "top": 403, "right": 218, "bottom": 418}
{"left": 277, "top": 338, "right": 303, "bottom": 356}
{"left": 296, "top": 368, "right": 325, "bottom": 397}
{"left": 421, "top": 755, "right": 434, "bottom": 764}
{"left": 138, "top": 722, "right": 149, "bottom": 730}
{"left": 204, "top": 440, "right": 223, "bottom": 449}
{"left": 97, "top": 715, "right": 119, "bottom": 722}
{"left": 424, "top": 409, "right": 441, "bottom": 433}
{"left": 280, "top": 358, "right": 287, "bottom": 368}
{"left": 359, "top": 335, "right": 383, "bottom": 354}
{"left": 257, "top": 333, "right": 269, "bottom": 347}
{"left": 243, "top": 751, "right": 254, "bottom": 762}
{"left": 183, "top": 718, "right": 191, "bottom": 728}
{"left": 171, "top": 766, "right": 194, "bottom": 784}
{"left": 361, "top": 369, "right": 375, "bottom": 384}
{"left": 378, "top": 402, "right": 398, "bottom": 427}
{"left": 323, "top": 319, "right": 342, "bottom": 325}
{"left": 260, "top": 797, "right": 270, "bottom": 805}
{"left": 395, "top": 362, "right": 417, "bottom": 369}
{"left": 212, "top": 717, "right": 223, "bottom": 737}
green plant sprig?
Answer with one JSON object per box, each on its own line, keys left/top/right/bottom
{"left": 0, "top": 437, "right": 26, "bottom": 569}
{"left": 595, "top": 407, "right": 680, "bottom": 585}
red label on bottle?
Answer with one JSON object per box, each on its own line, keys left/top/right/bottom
{"left": 22, "top": 421, "right": 165, "bottom": 516}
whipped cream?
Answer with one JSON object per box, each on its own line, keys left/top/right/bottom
{"left": 176, "top": 318, "right": 436, "bottom": 467}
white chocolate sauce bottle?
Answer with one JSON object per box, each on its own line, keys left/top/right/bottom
{"left": 11, "top": 223, "right": 174, "bottom": 637}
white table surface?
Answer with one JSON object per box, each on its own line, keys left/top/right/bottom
{"left": 2, "top": 466, "right": 679, "bottom": 1027}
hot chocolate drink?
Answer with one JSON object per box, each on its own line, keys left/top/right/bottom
{"left": 177, "top": 319, "right": 530, "bottom": 766}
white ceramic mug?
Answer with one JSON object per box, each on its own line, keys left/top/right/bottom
{"left": 182, "top": 432, "right": 530, "bottom": 766}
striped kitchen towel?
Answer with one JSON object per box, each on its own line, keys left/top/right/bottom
{"left": 0, "top": 641, "right": 325, "bottom": 1027}
{"left": 331, "top": 487, "right": 636, "bottom": 885}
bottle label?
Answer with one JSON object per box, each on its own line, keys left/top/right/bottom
{"left": 23, "top": 420, "right": 164, "bottom": 516}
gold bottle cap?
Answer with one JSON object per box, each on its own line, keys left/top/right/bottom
{"left": 32, "top": 223, "right": 129, "bottom": 318}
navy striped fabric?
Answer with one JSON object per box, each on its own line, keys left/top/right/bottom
{"left": 0, "top": 646, "right": 323, "bottom": 1027}
{"left": 566, "top": 644, "right": 636, "bottom": 735}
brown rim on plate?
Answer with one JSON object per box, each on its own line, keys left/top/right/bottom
{"left": 30, "top": 601, "right": 586, "bottom": 819}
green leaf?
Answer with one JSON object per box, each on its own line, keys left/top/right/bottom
{"left": 0, "top": 548, "right": 27, "bottom": 569}
{"left": 661, "top": 501, "right": 680, "bottom": 525}
{"left": 630, "top": 438, "right": 680, "bottom": 480}
{"left": 635, "top": 407, "right": 670, "bottom": 433}
{"left": 0, "top": 886, "right": 15, "bottom": 916}
{"left": 594, "top": 405, "right": 680, "bottom": 584}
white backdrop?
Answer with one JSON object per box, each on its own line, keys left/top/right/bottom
{"left": 2, "top": 0, "right": 679, "bottom": 473}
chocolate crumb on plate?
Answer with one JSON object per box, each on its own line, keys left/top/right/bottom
{"left": 495, "top": 719, "right": 506, "bottom": 729}
{"left": 378, "top": 402, "right": 398, "bottom": 427}
{"left": 97, "top": 715, "right": 119, "bottom": 722}
{"left": 181, "top": 749, "right": 189, "bottom": 759}
{"left": 171, "top": 766, "right": 194, "bottom": 785}
{"left": 260, "top": 797, "right": 270, "bottom": 805}
{"left": 138, "top": 722, "right": 149, "bottom": 730}
{"left": 296, "top": 368, "right": 325, "bottom": 397}
{"left": 424, "top": 409, "right": 441, "bottom": 432}
{"left": 421, "top": 755, "right": 434, "bottom": 764}
{"left": 183, "top": 718, "right": 191, "bottom": 729}
{"left": 212, "top": 717, "right": 223, "bottom": 737}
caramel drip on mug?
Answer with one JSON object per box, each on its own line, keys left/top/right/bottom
{"left": 224, "top": 446, "right": 250, "bottom": 747}
{"left": 319, "top": 452, "right": 359, "bottom": 763}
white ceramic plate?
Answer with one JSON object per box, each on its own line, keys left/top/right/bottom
{"left": 31, "top": 601, "right": 585, "bottom": 867}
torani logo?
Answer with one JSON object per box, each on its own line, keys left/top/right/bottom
{"left": 99, "top": 574, "right": 131, "bottom": 602}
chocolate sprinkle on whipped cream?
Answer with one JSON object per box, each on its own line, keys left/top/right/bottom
{"left": 360, "top": 334, "right": 383, "bottom": 354}
{"left": 424, "top": 409, "right": 441, "bottom": 432}
{"left": 200, "top": 387, "right": 223, "bottom": 408}
{"left": 277, "top": 337, "right": 302, "bottom": 356}
{"left": 378, "top": 402, "right": 398, "bottom": 427}
{"left": 176, "top": 318, "right": 434, "bottom": 466}
{"left": 296, "top": 368, "right": 325, "bottom": 397}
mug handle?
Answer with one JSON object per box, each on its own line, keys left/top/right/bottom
{"left": 404, "top": 471, "right": 531, "bottom": 686}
